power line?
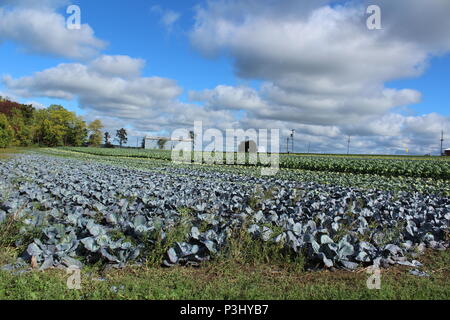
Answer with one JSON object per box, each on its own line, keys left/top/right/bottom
{"left": 440, "top": 130, "right": 444, "bottom": 156}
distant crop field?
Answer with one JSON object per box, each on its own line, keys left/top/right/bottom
{"left": 61, "top": 147, "right": 450, "bottom": 179}
{"left": 289, "top": 152, "right": 450, "bottom": 161}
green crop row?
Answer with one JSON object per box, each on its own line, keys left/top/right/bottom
{"left": 60, "top": 147, "right": 450, "bottom": 180}
{"left": 279, "top": 156, "right": 450, "bottom": 179}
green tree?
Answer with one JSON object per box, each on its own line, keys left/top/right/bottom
{"left": 33, "top": 105, "right": 87, "bottom": 147}
{"left": 88, "top": 120, "right": 104, "bottom": 146}
{"left": 0, "top": 99, "right": 35, "bottom": 146}
{"left": 157, "top": 139, "right": 167, "bottom": 150}
{"left": 115, "top": 128, "right": 128, "bottom": 147}
{"left": 33, "top": 108, "right": 64, "bottom": 146}
{"left": 104, "top": 131, "right": 111, "bottom": 144}
{"left": 0, "top": 114, "right": 14, "bottom": 148}
{"left": 0, "top": 98, "right": 90, "bottom": 148}
{"left": 9, "top": 108, "right": 33, "bottom": 146}
{"left": 66, "top": 116, "right": 88, "bottom": 146}
{"left": 49, "top": 105, "right": 75, "bottom": 145}
{"left": 41, "top": 119, "right": 63, "bottom": 147}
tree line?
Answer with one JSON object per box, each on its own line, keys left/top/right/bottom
{"left": 0, "top": 97, "right": 128, "bottom": 148}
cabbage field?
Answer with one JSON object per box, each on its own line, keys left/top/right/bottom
{"left": 62, "top": 147, "right": 450, "bottom": 179}
{"left": 0, "top": 148, "right": 449, "bottom": 274}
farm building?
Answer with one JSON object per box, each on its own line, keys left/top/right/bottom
{"left": 445, "top": 148, "right": 450, "bottom": 156}
{"left": 238, "top": 140, "right": 257, "bottom": 153}
{"left": 144, "top": 136, "right": 193, "bottom": 150}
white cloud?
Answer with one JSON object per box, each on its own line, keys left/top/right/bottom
{"left": 2, "top": 55, "right": 237, "bottom": 136}
{"left": 162, "top": 11, "right": 181, "bottom": 29}
{"left": 189, "top": 85, "right": 266, "bottom": 111}
{"left": 238, "top": 112, "right": 450, "bottom": 155}
{"left": 190, "top": 83, "right": 422, "bottom": 127}
{"left": 89, "top": 55, "right": 146, "bottom": 79}
{"left": 3, "top": 59, "right": 181, "bottom": 116}
{"left": 2, "top": 0, "right": 450, "bottom": 154}
{"left": 190, "top": 2, "right": 433, "bottom": 85}
{"left": 0, "top": 6, "right": 106, "bottom": 59}
{"left": 187, "top": 0, "right": 450, "bottom": 154}
{"left": 151, "top": 5, "right": 181, "bottom": 32}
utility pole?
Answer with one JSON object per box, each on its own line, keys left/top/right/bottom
{"left": 347, "top": 135, "right": 351, "bottom": 155}
{"left": 286, "top": 137, "right": 290, "bottom": 154}
{"left": 441, "top": 130, "right": 444, "bottom": 156}
{"left": 291, "top": 129, "right": 295, "bottom": 154}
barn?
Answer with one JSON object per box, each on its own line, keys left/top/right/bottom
{"left": 238, "top": 140, "right": 257, "bottom": 153}
{"left": 144, "top": 136, "right": 193, "bottom": 150}
{"left": 445, "top": 148, "right": 450, "bottom": 156}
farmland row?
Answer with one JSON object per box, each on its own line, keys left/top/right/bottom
{"left": 39, "top": 149, "right": 449, "bottom": 196}
{"left": 1, "top": 153, "right": 448, "bottom": 272}
{"left": 61, "top": 147, "right": 450, "bottom": 180}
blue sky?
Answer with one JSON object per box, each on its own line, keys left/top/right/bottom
{"left": 387, "top": 54, "right": 450, "bottom": 116}
{"left": 74, "top": 0, "right": 238, "bottom": 90}
{"left": 1, "top": 0, "right": 239, "bottom": 109}
{"left": 0, "top": 0, "right": 257, "bottom": 116}
{"left": 1, "top": 0, "right": 449, "bottom": 154}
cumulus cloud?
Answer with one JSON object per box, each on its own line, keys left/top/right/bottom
{"left": 380, "top": 0, "right": 450, "bottom": 55}
{"left": 151, "top": 5, "right": 181, "bottom": 32}
{"left": 188, "top": 0, "right": 450, "bottom": 154}
{"left": 2, "top": 0, "right": 450, "bottom": 153}
{"left": 189, "top": 85, "right": 266, "bottom": 111}
{"left": 0, "top": 4, "right": 106, "bottom": 59}
{"left": 190, "top": 83, "right": 422, "bottom": 127}
{"left": 3, "top": 57, "right": 181, "bottom": 116}
{"left": 239, "top": 112, "right": 450, "bottom": 155}
{"left": 190, "top": 1, "right": 433, "bottom": 88}
{"left": 2, "top": 55, "right": 237, "bottom": 136}
{"left": 191, "top": 0, "right": 450, "bottom": 82}
{"left": 344, "top": 112, "right": 450, "bottom": 153}
{"left": 89, "top": 55, "right": 146, "bottom": 79}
